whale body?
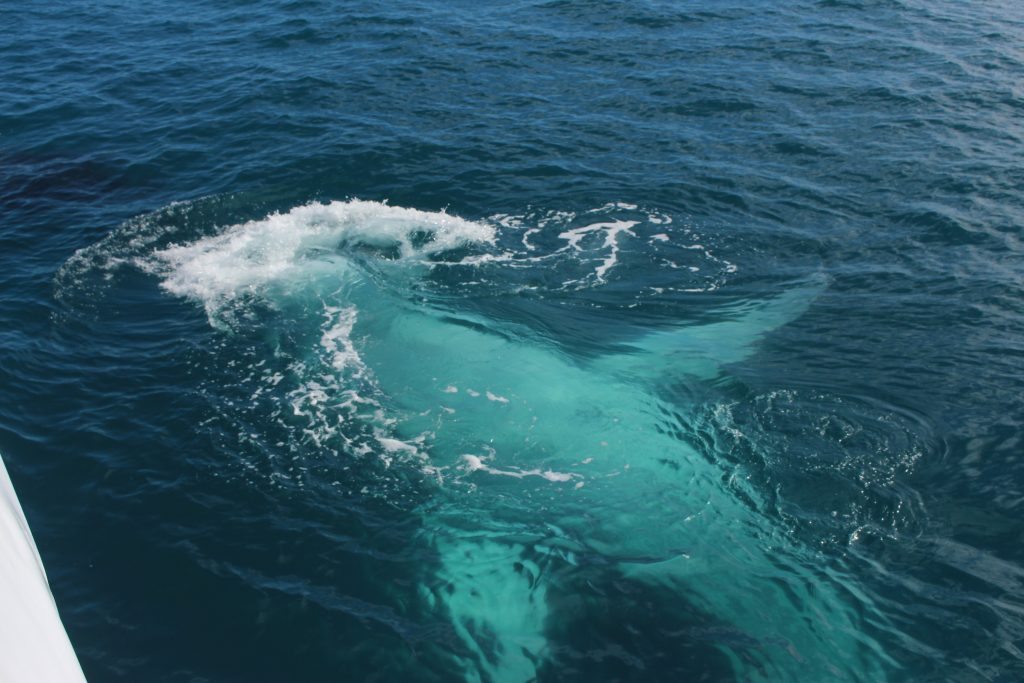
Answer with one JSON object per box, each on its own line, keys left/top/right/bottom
{"left": 353, "top": 275, "right": 884, "bottom": 681}
{"left": 148, "top": 199, "right": 890, "bottom": 681}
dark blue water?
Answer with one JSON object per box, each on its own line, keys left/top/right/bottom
{"left": 3, "top": 1, "right": 1024, "bottom": 680}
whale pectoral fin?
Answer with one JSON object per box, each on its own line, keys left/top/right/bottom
{"left": 596, "top": 276, "right": 826, "bottom": 381}
{"left": 425, "top": 531, "right": 550, "bottom": 682}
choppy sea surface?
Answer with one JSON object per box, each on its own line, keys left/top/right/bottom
{"left": 3, "top": 1, "right": 1024, "bottom": 680}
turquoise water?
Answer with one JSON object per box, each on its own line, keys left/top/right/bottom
{"left": 3, "top": 1, "right": 1024, "bottom": 680}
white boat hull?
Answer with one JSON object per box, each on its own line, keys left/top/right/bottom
{"left": 0, "top": 454, "right": 86, "bottom": 682}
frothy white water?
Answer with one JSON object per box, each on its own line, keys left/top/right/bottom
{"left": 460, "top": 454, "right": 577, "bottom": 483}
{"left": 482, "top": 204, "right": 733, "bottom": 291}
{"left": 558, "top": 219, "right": 638, "bottom": 281}
{"left": 57, "top": 197, "right": 735, "bottom": 324}
{"left": 113, "top": 200, "right": 515, "bottom": 485}
{"left": 320, "top": 306, "right": 363, "bottom": 376}
{"left": 150, "top": 200, "right": 495, "bottom": 323}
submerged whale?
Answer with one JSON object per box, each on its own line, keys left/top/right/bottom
{"left": 149, "top": 199, "right": 888, "bottom": 681}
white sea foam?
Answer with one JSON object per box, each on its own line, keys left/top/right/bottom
{"left": 558, "top": 220, "right": 639, "bottom": 281}
{"left": 460, "top": 454, "right": 577, "bottom": 483}
{"left": 521, "top": 228, "right": 540, "bottom": 250}
{"left": 320, "top": 306, "right": 362, "bottom": 376}
{"left": 477, "top": 204, "right": 710, "bottom": 287}
{"left": 150, "top": 199, "right": 494, "bottom": 322}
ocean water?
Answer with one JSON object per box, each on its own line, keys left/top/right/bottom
{"left": 3, "top": 0, "right": 1024, "bottom": 680}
